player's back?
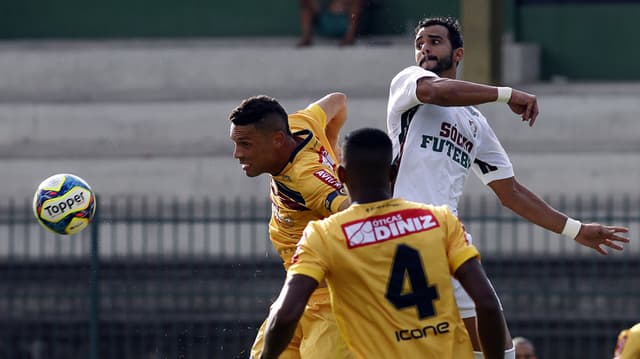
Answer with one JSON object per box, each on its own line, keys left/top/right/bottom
{"left": 294, "top": 198, "right": 477, "bottom": 358}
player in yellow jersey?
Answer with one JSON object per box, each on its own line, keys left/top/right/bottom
{"left": 259, "top": 128, "right": 506, "bottom": 359}
{"left": 229, "top": 93, "right": 352, "bottom": 358}
{"left": 613, "top": 323, "right": 640, "bottom": 359}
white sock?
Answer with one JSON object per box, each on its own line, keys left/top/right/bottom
{"left": 473, "top": 347, "right": 515, "bottom": 359}
{"left": 504, "top": 347, "right": 515, "bottom": 359}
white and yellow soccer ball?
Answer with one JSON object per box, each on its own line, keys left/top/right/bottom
{"left": 32, "top": 173, "right": 97, "bottom": 235}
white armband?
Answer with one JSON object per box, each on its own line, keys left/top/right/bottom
{"left": 562, "top": 217, "right": 582, "bottom": 239}
{"left": 496, "top": 87, "right": 512, "bottom": 103}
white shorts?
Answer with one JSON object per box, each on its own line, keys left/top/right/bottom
{"left": 453, "top": 232, "right": 503, "bottom": 319}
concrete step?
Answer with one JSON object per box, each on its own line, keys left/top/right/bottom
{"left": 1, "top": 95, "right": 638, "bottom": 159}
{"left": 3, "top": 153, "right": 639, "bottom": 203}
{"left": 0, "top": 39, "right": 412, "bottom": 102}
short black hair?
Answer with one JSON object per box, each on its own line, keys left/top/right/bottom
{"left": 342, "top": 128, "right": 392, "bottom": 176}
{"left": 228, "top": 95, "right": 292, "bottom": 135}
{"left": 415, "top": 16, "right": 463, "bottom": 50}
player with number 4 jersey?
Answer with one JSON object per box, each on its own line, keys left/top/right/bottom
{"left": 258, "top": 128, "right": 506, "bottom": 359}
{"left": 291, "top": 199, "right": 478, "bottom": 358}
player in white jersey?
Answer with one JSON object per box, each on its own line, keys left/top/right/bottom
{"left": 387, "top": 16, "right": 630, "bottom": 358}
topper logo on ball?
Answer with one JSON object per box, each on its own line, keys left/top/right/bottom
{"left": 40, "top": 187, "right": 92, "bottom": 222}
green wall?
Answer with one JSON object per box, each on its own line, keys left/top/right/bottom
{"left": 0, "top": 1, "right": 300, "bottom": 38}
{"left": 0, "top": 0, "right": 458, "bottom": 39}
{"left": 368, "top": 0, "right": 459, "bottom": 35}
{"left": 517, "top": 3, "right": 640, "bottom": 80}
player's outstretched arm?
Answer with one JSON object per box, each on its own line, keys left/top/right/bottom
{"left": 455, "top": 258, "right": 506, "bottom": 359}
{"left": 313, "top": 92, "right": 348, "bottom": 159}
{"left": 488, "top": 177, "right": 630, "bottom": 255}
{"left": 259, "top": 274, "right": 319, "bottom": 359}
{"left": 415, "top": 77, "right": 538, "bottom": 125}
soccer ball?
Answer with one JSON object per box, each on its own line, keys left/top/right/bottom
{"left": 33, "top": 173, "right": 97, "bottom": 235}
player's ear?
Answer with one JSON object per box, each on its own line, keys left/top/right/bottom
{"left": 453, "top": 47, "right": 464, "bottom": 64}
{"left": 271, "top": 130, "right": 285, "bottom": 147}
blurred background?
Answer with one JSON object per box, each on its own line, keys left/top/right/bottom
{"left": 0, "top": 0, "right": 639, "bottom": 358}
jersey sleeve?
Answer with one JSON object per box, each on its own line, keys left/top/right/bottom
{"left": 440, "top": 206, "right": 480, "bottom": 274}
{"left": 388, "top": 66, "right": 438, "bottom": 113}
{"left": 292, "top": 104, "right": 340, "bottom": 165}
{"left": 290, "top": 104, "right": 327, "bottom": 133}
{"left": 288, "top": 220, "right": 329, "bottom": 283}
{"left": 471, "top": 117, "right": 515, "bottom": 185}
{"left": 300, "top": 162, "right": 348, "bottom": 216}
{"left": 387, "top": 66, "right": 438, "bottom": 158}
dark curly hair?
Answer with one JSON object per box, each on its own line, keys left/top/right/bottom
{"left": 228, "top": 95, "right": 291, "bottom": 135}
{"left": 415, "top": 16, "right": 463, "bottom": 50}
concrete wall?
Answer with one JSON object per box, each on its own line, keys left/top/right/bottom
{"left": 1, "top": 39, "right": 638, "bottom": 205}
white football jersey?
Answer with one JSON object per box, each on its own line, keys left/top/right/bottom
{"left": 387, "top": 66, "right": 514, "bottom": 215}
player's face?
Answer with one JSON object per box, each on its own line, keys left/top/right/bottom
{"left": 515, "top": 343, "right": 537, "bottom": 359}
{"left": 414, "top": 25, "right": 455, "bottom": 76}
{"left": 230, "top": 123, "right": 278, "bottom": 177}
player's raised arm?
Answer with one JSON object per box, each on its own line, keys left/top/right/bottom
{"left": 415, "top": 77, "right": 539, "bottom": 125}
{"left": 455, "top": 258, "right": 506, "bottom": 359}
{"left": 488, "top": 176, "right": 630, "bottom": 255}
{"left": 313, "top": 92, "right": 347, "bottom": 158}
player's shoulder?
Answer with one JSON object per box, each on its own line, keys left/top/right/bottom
{"left": 391, "top": 65, "right": 437, "bottom": 84}
{"left": 305, "top": 211, "right": 343, "bottom": 238}
{"left": 289, "top": 104, "right": 326, "bottom": 130}
{"left": 284, "top": 145, "right": 341, "bottom": 191}
{"left": 399, "top": 199, "right": 452, "bottom": 214}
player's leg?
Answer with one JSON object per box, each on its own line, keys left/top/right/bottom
{"left": 456, "top": 232, "right": 514, "bottom": 358}
{"left": 455, "top": 281, "right": 514, "bottom": 357}
{"left": 299, "top": 287, "right": 352, "bottom": 358}
{"left": 250, "top": 317, "right": 302, "bottom": 359}
{"left": 298, "top": 0, "right": 320, "bottom": 46}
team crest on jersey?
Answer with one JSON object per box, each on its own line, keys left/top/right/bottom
{"left": 342, "top": 209, "right": 439, "bottom": 248}
{"left": 468, "top": 118, "right": 478, "bottom": 138}
{"left": 318, "top": 146, "right": 336, "bottom": 170}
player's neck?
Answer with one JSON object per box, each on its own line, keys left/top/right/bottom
{"left": 349, "top": 188, "right": 392, "bottom": 204}
{"left": 272, "top": 136, "right": 300, "bottom": 175}
{"left": 440, "top": 67, "right": 457, "bottom": 79}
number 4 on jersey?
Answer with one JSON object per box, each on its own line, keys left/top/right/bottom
{"left": 385, "top": 244, "right": 439, "bottom": 319}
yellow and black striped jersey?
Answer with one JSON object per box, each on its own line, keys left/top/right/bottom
{"left": 269, "top": 104, "right": 348, "bottom": 269}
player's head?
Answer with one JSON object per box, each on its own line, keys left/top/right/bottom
{"left": 338, "top": 128, "right": 394, "bottom": 201}
{"left": 414, "top": 16, "right": 464, "bottom": 77}
{"left": 513, "top": 336, "right": 538, "bottom": 359}
{"left": 229, "top": 95, "right": 292, "bottom": 177}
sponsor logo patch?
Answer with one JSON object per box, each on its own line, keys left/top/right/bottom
{"left": 313, "top": 169, "right": 343, "bottom": 190}
{"left": 342, "top": 209, "right": 439, "bottom": 248}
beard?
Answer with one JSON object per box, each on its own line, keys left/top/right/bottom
{"left": 422, "top": 52, "right": 454, "bottom": 75}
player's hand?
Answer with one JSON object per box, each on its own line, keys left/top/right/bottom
{"left": 574, "top": 223, "right": 630, "bottom": 255}
{"left": 507, "top": 89, "right": 538, "bottom": 126}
